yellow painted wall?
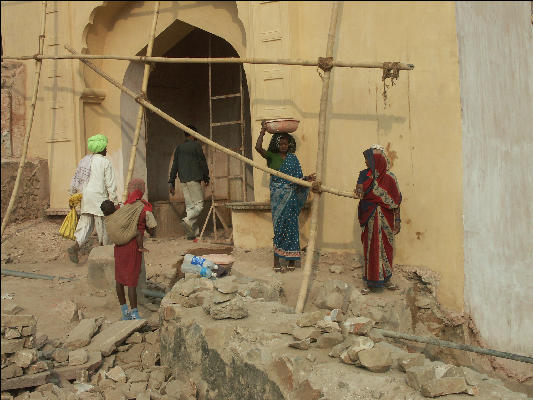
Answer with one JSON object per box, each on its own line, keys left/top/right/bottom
{"left": 1, "top": 1, "right": 464, "bottom": 311}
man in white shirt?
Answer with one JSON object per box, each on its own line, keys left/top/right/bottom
{"left": 68, "top": 134, "right": 118, "bottom": 264}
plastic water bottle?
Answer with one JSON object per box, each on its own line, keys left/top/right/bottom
{"left": 181, "top": 254, "right": 219, "bottom": 279}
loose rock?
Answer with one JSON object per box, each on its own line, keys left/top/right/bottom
{"left": 54, "top": 301, "right": 79, "bottom": 323}
{"left": 358, "top": 346, "right": 393, "bottom": 372}
{"left": 316, "top": 332, "right": 344, "bottom": 349}
{"left": 64, "top": 318, "right": 98, "bottom": 350}
{"left": 205, "top": 297, "right": 248, "bottom": 320}
{"left": 69, "top": 349, "right": 88, "bottom": 366}
{"left": 107, "top": 366, "right": 127, "bottom": 383}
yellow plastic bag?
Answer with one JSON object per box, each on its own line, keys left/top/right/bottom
{"left": 59, "top": 193, "right": 82, "bottom": 240}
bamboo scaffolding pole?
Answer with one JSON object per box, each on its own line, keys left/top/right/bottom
{"left": 2, "top": 53, "right": 414, "bottom": 71}
{"left": 1, "top": 1, "right": 48, "bottom": 238}
{"left": 296, "top": 2, "right": 341, "bottom": 313}
{"left": 64, "top": 46, "right": 364, "bottom": 202}
{"left": 375, "top": 329, "right": 533, "bottom": 365}
{"left": 123, "top": 1, "right": 160, "bottom": 201}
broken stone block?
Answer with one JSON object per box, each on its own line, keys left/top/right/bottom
{"left": 346, "top": 336, "right": 375, "bottom": 362}
{"left": 25, "top": 361, "right": 49, "bottom": 375}
{"left": 329, "top": 338, "right": 357, "bottom": 358}
{"left": 398, "top": 353, "right": 427, "bottom": 372}
{"left": 68, "top": 349, "right": 88, "bottom": 366}
{"left": 247, "top": 280, "right": 283, "bottom": 301}
{"left": 1, "top": 314, "right": 36, "bottom": 328}
{"left": 52, "top": 348, "right": 69, "bottom": 363}
{"left": 342, "top": 316, "right": 374, "bottom": 336}
{"left": 205, "top": 297, "right": 248, "bottom": 320}
{"left": 126, "top": 369, "right": 149, "bottom": 383}
{"left": 23, "top": 335, "right": 35, "bottom": 349}
{"left": 2, "top": 303, "right": 23, "bottom": 315}
{"left": 141, "top": 343, "right": 160, "bottom": 368}
{"left": 125, "top": 332, "right": 143, "bottom": 344}
{"left": 160, "top": 304, "right": 187, "bottom": 321}
{"left": 118, "top": 343, "right": 133, "bottom": 352}
{"left": 2, "top": 364, "right": 23, "bottom": 379}
{"left": 328, "top": 265, "right": 344, "bottom": 274}
{"left": 34, "top": 335, "right": 48, "bottom": 350}
{"left": 136, "top": 392, "right": 151, "bottom": 400}
{"left": 107, "top": 366, "right": 127, "bottom": 383}
{"left": 460, "top": 366, "right": 487, "bottom": 386}
{"left": 358, "top": 346, "right": 393, "bottom": 372}
{"left": 420, "top": 377, "right": 468, "bottom": 397}
{"left": 406, "top": 365, "right": 437, "bottom": 391}
{"left": 148, "top": 369, "right": 166, "bottom": 390}
{"left": 87, "top": 320, "right": 146, "bottom": 357}
{"left": 328, "top": 308, "right": 344, "bottom": 322}
{"left": 13, "top": 348, "right": 38, "bottom": 368}
{"left": 116, "top": 343, "right": 145, "bottom": 365}
{"left": 296, "top": 311, "right": 325, "bottom": 328}
{"left": 4, "top": 328, "right": 21, "bottom": 339}
{"left": 54, "top": 301, "right": 79, "bottom": 323}
{"left": 340, "top": 349, "right": 358, "bottom": 365}
{"left": 316, "top": 332, "right": 344, "bottom": 349}
{"left": 64, "top": 318, "right": 98, "bottom": 350}
{"left": 315, "top": 319, "right": 341, "bottom": 333}
{"left": 144, "top": 330, "right": 159, "bottom": 345}
{"left": 313, "top": 280, "right": 350, "bottom": 310}
{"left": 213, "top": 276, "right": 238, "bottom": 294}
{"left": 102, "top": 388, "right": 126, "bottom": 400}
{"left": 291, "top": 327, "right": 319, "bottom": 342}
{"left": 288, "top": 338, "right": 312, "bottom": 350}
{"left": 21, "top": 326, "right": 36, "bottom": 337}
{"left": 129, "top": 381, "right": 148, "bottom": 396}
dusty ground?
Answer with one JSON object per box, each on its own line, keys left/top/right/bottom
{"left": 1, "top": 218, "right": 532, "bottom": 398}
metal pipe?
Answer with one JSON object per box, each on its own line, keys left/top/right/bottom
{"left": 375, "top": 329, "right": 533, "bottom": 365}
{"left": 1, "top": 269, "right": 166, "bottom": 299}
{"left": 1, "top": 268, "right": 76, "bottom": 281}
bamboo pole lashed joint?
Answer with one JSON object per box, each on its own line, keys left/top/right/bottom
{"left": 1, "top": 1, "right": 48, "bottom": 238}
{"left": 295, "top": 2, "right": 341, "bottom": 314}
{"left": 123, "top": 1, "right": 160, "bottom": 202}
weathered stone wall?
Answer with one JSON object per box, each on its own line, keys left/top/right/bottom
{"left": 1, "top": 158, "right": 50, "bottom": 223}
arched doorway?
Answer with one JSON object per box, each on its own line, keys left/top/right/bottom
{"left": 144, "top": 25, "right": 253, "bottom": 234}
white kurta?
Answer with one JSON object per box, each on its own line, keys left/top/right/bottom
{"left": 80, "top": 154, "right": 118, "bottom": 216}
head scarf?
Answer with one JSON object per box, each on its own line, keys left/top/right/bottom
{"left": 87, "top": 134, "right": 108, "bottom": 153}
{"left": 267, "top": 132, "right": 297, "bottom": 153}
{"left": 370, "top": 144, "right": 385, "bottom": 152}
{"left": 125, "top": 178, "right": 152, "bottom": 212}
{"left": 363, "top": 148, "right": 390, "bottom": 186}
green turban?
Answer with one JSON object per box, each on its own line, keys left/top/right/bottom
{"left": 87, "top": 134, "right": 108, "bottom": 153}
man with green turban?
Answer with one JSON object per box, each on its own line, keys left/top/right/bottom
{"left": 68, "top": 134, "right": 118, "bottom": 263}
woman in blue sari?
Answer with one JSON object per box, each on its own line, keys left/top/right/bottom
{"left": 255, "top": 122, "right": 316, "bottom": 272}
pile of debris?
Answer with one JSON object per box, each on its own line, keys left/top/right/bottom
{"left": 0, "top": 307, "right": 196, "bottom": 400}
{"left": 158, "top": 274, "right": 528, "bottom": 400}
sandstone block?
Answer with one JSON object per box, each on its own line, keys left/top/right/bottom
{"left": 316, "top": 332, "right": 344, "bottom": 349}
{"left": 296, "top": 311, "right": 325, "bottom": 328}
{"left": 13, "top": 349, "right": 38, "bottom": 368}
{"left": 1, "top": 315, "right": 36, "bottom": 329}
{"left": 64, "top": 318, "right": 98, "bottom": 350}
{"left": 107, "top": 366, "right": 127, "bottom": 383}
{"left": 54, "top": 301, "right": 79, "bottom": 323}
{"left": 358, "top": 346, "right": 393, "bottom": 372}
{"left": 313, "top": 280, "right": 350, "bottom": 310}
{"left": 68, "top": 349, "right": 88, "bottom": 366}
{"left": 420, "top": 377, "right": 468, "bottom": 398}
{"left": 205, "top": 297, "right": 248, "bottom": 320}
{"left": 4, "top": 328, "right": 21, "bottom": 340}
{"left": 342, "top": 316, "right": 374, "bottom": 336}
{"left": 87, "top": 320, "right": 146, "bottom": 357}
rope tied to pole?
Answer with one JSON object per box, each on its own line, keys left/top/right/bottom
{"left": 135, "top": 92, "right": 148, "bottom": 104}
{"left": 318, "top": 56, "right": 334, "bottom": 72}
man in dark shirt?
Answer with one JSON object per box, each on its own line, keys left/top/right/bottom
{"left": 168, "top": 125, "right": 210, "bottom": 239}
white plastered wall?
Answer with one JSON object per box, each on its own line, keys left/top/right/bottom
{"left": 456, "top": 1, "right": 533, "bottom": 354}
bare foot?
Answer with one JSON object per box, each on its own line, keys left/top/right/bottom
{"left": 138, "top": 248, "right": 149, "bottom": 253}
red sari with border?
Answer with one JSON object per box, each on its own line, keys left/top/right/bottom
{"left": 357, "top": 150, "right": 402, "bottom": 287}
{"left": 114, "top": 190, "right": 152, "bottom": 287}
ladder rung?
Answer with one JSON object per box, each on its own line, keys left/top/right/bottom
{"left": 211, "top": 93, "right": 241, "bottom": 100}
{"left": 211, "top": 121, "right": 242, "bottom": 127}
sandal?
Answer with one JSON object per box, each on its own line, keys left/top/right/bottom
{"left": 385, "top": 283, "right": 398, "bottom": 291}
{"left": 287, "top": 264, "right": 295, "bottom": 272}
{"left": 273, "top": 266, "right": 283, "bottom": 273}
{"left": 361, "top": 288, "right": 371, "bottom": 295}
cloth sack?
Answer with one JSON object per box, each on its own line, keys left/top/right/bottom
{"left": 104, "top": 201, "right": 144, "bottom": 245}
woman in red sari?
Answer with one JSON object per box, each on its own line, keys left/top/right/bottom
{"left": 355, "top": 146, "right": 402, "bottom": 294}
{"left": 101, "top": 178, "right": 157, "bottom": 320}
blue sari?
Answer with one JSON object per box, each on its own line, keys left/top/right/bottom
{"left": 270, "top": 153, "right": 309, "bottom": 260}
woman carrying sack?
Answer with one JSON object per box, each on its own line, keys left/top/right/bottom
{"left": 101, "top": 178, "right": 156, "bottom": 320}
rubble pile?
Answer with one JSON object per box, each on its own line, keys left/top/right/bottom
{"left": 1, "top": 273, "right": 529, "bottom": 400}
